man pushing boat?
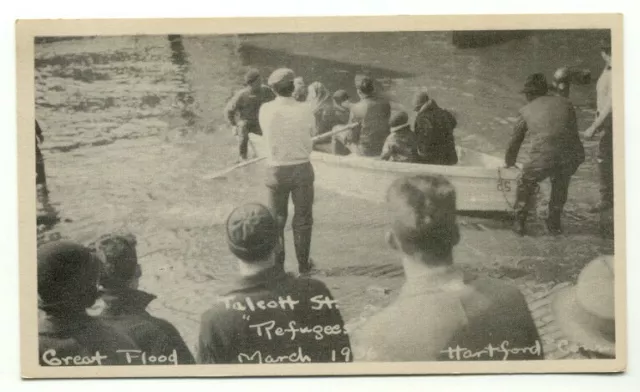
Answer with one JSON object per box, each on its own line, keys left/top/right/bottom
{"left": 259, "top": 68, "right": 317, "bottom": 275}
{"left": 505, "top": 73, "right": 585, "bottom": 236}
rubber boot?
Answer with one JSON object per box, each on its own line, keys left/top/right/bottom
{"left": 545, "top": 208, "right": 563, "bottom": 236}
{"left": 513, "top": 210, "right": 528, "bottom": 236}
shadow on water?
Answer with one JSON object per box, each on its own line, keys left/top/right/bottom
{"left": 452, "top": 30, "right": 531, "bottom": 49}
{"left": 237, "top": 43, "right": 415, "bottom": 101}
{"left": 168, "top": 35, "right": 198, "bottom": 128}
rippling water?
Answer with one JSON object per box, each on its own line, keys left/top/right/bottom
{"left": 34, "top": 31, "right": 613, "bottom": 353}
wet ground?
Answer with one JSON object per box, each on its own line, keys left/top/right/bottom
{"left": 35, "top": 32, "right": 614, "bottom": 360}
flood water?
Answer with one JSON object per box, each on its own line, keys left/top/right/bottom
{"left": 34, "top": 31, "right": 614, "bottom": 355}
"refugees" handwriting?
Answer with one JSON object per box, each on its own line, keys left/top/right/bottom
{"left": 249, "top": 320, "right": 348, "bottom": 341}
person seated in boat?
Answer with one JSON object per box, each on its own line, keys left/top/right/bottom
{"left": 380, "top": 111, "right": 420, "bottom": 163}
{"left": 312, "top": 88, "right": 353, "bottom": 139}
{"left": 224, "top": 68, "right": 275, "bottom": 161}
{"left": 37, "top": 240, "right": 138, "bottom": 366}
{"left": 89, "top": 232, "right": 195, "bottom": 365}
{"left": 334, "top": 76, "right": 391, "bottom": 157}
{"left": 413, "top": 91, "right": 458, "bottom": 166}
{"left": 551, "top": 67, "right": 571, "bottom": 98}
{"left": 306, "top": 81, "right": 332, "bottom": 137}
{"left": 350, "top": 175, "right": 542, "bottom": 362}
{"left": 292, "top": 76, "right": 308, "bottom": 102}
{"left": 506, "top": 73, "right": 585, "bottom": 236}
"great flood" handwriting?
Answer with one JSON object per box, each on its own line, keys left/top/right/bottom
{"left": 41, "top": 349, "right": 180, "bottom": 366}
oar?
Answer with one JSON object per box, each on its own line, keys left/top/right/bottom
{"left": 202, "top": 123, "right": 358, "bottom": 180}
{"left": 312, "top": 122, "right": 359, "bottom": 143}
{"left": 202, "top": 156, "right": 266, "bottom": 180}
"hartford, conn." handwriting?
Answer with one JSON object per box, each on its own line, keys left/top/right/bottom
{"left": 440, "top": 340, "right": 543, "bottom": 360}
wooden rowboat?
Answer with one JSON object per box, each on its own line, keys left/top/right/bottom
{"left": 249, "top": 134, "right": 521, "bottom": 212}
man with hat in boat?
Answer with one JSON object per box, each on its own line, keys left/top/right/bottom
{"left": 550, "top": 255, "right": 615, "bottom": 358}
{"left": 380, "top": 111, "right": 420, "bottom": 163}
{"left": 259, "top": 68, "right": 317, "bottom": 275}
{"left": 551, "top": 67, "right": 572, "bottom": 99}
{"left": 196, "top": 203, "right": 352, "bottom": 364}
{"left": 38, "top": 240, "right": 138, "bottom": 366}
{"left": 413, "top": 91, "right": 458, "bottom": 166}
{"left": 89, "top": 232, "right": 195, "bottom": 364}
{"left": 315, "top": 89, "right": 351, "bottom": 137}
{"left": 335, "top": 76, "right": 391, "bottom": 157}
{"left": 550, "top": 66, "right": 592, "bottom": 99}
{"left": 505, "top": 73, "right": 585, "bottom": 236}
{"left": 351, "top": 175, "right": 542, "bottom": 362}
{"left": 224, "top": 68, "right": 275, "bottom": 161}
{"left": 584, "top": 43, "right": 614, "bottom": 215}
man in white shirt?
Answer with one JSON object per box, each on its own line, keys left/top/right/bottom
{"left": 584, "top": 43, "right": 613, "bottom": 213}
{"left": 259, "top": 68, "right": 316, "bottom": 275}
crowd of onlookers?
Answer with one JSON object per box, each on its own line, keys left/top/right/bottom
{"left": 37, "top": 174, "right": 615, "bottom": 366}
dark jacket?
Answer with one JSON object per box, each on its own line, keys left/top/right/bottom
{"left": 39, "top": 311, "right": 138, "bottom": 366}
{"left": 505, "top": 95, "right": 585, "bottom": 171}
{"left": 224, "top": 85, "right": 275, "bottom": 135}
{"left": 351, "top": 267, "right": 543, "bottom": 362}
{"left": 380, "top": 125, "right": 420, "bottom": 163}
{"left": 314, "top": 102, "right": 350, "bottom": 136}
{"left": 414, "top": 100, "right": 458, "bottom": 165}
{"left": 197, "top": 266, "right": 352, "bottom": 364}
{"left": 95, "top": 289, "right": 195, "bottom": 365}
{"left": 348, "top": 95, "right": 391, "bottom": 156}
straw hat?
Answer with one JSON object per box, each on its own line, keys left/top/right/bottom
{"left": 550, "top": 255, "right": 616, "bottom": 357}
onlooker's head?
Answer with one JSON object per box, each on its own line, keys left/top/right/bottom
{"left": 226, "top": 203, "right": 278, "bottom": 271}
{"left": 521, "top": 73, "right": 549, "bottom": 101}
{"left": 385, "top": 175, "right": 460, "bottom": 264}
{"left": 244, "top": 68, "right": 262, "bottom": 90}
{"left": 552, "top": 67, "right": 571, "bottom": 98}
{"left": 268, "top": 68, "right": 296, "bottom": 97}
{"left": 356, "top": 76, "right": 376, "bottom": 98}
{"left": 88, "top": 232, "right": 140, "bottom": 290}
{"left": 38, "top": 241, "right": 99, "bottom": 315}
{"left": 551, "top": 255, "right": 615, "bottom": 358}
{"left": 332, "top": 89, "right": 350, "bottom": 106}
{"left": 412, "top": 91, "right": 430, "bottom": 111}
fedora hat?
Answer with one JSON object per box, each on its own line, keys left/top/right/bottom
{"left": 550, "top": 255, "right": 616, "bottom": 357}
{"left": 520, "top": 73, "right": 549, "bottom": 95}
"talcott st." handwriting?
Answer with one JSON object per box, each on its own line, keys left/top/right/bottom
{"left": 219, "top": 295, "right": 339, "bottom": 312}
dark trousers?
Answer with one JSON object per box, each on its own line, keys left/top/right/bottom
{"left": 266, "top": 162, "right": 314, "bottom": 271}
{"left": 515, "top": 164, "right": 577, "bottom": 216}
{"left": 597, "top": 127, "right": 613, "bottom": 206}
{"left": 238, "top": 126, "right": 261, "bottom": 160}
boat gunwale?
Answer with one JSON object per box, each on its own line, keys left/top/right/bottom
{"left": 249, "top": 134, "right": 521, "bottom": 180}
{"left": 309, "top": 150, "right": 521, "bottom": 180}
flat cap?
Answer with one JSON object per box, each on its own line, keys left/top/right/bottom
{"left": 226, "top": 203, "right": 278, "bottom": 262}
{"left": 268, "top": 68, "right": 295, "bottom": 87}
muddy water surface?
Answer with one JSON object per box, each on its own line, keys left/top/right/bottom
{"left": 35, "top": 32, "right": 614, "bottom": 359}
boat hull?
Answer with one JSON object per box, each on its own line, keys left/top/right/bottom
{"left": 250, "top": 135, "right": 520, "bottom": 212}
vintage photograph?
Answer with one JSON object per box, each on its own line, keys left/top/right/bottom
{"left": 17, "top": 15, "right": 625, "bottom": 378}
